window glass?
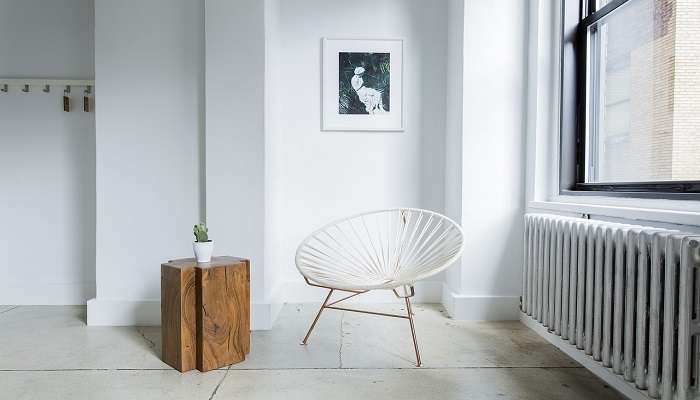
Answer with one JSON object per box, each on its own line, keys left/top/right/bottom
{"left": 585, "top": 0, "right": 700, "bottom": 183}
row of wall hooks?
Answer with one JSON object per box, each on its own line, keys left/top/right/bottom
{"left": 0, "top": 78, "right": 95, "bottom": 112}
{"left": 0, "top": 83, "right": 91, "bottom": 94}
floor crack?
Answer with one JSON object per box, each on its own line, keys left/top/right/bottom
{"left": 208, "top": 365, "right": 231, "bottom": 400}
{"left": 338, "top": 312, "right": 345, "bottom": 369}
{"left": 135, "top": 328, "right": 156, "bottom": 349}
{"left": 0, "top": 306, "right": 19, "bottom": 315}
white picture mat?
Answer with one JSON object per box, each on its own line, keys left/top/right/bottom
{"left": 322, "top": 38, "right": 404, "bottom": 131}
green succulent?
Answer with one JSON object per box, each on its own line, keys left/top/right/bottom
{"left": 193, "top": 223, "right": 209, "bottom": 242}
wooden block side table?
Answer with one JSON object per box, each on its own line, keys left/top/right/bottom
{"left": 161, "top": 256, "right": 250, "bottom": 373}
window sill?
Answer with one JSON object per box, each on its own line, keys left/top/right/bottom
{"left": 528, "top": 195, "right": 700, "bottom": 227}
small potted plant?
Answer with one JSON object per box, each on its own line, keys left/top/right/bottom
{"left": 193, "top": 223, "right": 213, "bottom": 263}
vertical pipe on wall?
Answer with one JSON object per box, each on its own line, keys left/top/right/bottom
{"left": 612, "top": 229, "right": 625, "bottom": 374}
{"left": 531, "top": 217, "right": 539, "bottom": 317}
{"left": 576, "top": 223, "right": 587, "bottom": 349}
{"left": 648, "top": 233, "right": 664, "bottom": 398}
{"left": 585, "top": 225, "right": 596, "bottom": 355}
{"left": 528, "top": 218, "right": 533, "bottom": 316}
{"left": 593, "top": 226, "right": 604, "bottom": 361}
{"left": 529, "top": 216, "right": 537, "bottom": 315}
{"left": 543, "top": 220, "right": 551, "bottom": 326}
{"left": 623, "top": 231, "right": 638, "bottom": 382}
{"left": 539, "top": 217, "right": 545, "bottom": 320}
{"left": 562, "top": 222, "right": 571, "bottom": 341}
{"left": 635, "top": 232, "right": 650, "bottom": 390}
{"left": 601, "top": 227, "right": 613, "bottom": 367}
{"left": 548, "top": 220, "right": 557, "bottom": 330}
{"left": 694, "top": 242, "right": 700, "bottom": 389}
{"left": 676, "top": 237, "right": 700, "bottom": 400}
{"left": 523, "top": 216, "right": 530, "bottom": 313}
{"left": 661, "top": 237, "right": 679, "bottom": 400}
{"left": 531, "top": 217, "right": 536, "bottom": 313}
{"left": 554, "top": 221, "right": 563, "bottom": 335}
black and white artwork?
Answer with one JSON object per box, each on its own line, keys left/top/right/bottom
{"left": 322, "top": 39, "right": 403, "bottom": 131}
{"left": 338, "top": 52, "right": 390, "bottom": 115}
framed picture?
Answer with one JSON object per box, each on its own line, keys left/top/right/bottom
{"left": 322, "top": 38, "right": 404, "bottom": 131}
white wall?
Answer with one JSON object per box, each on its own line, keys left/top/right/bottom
{"left": 444, "top": 0, "right": 466, "bottom": 295}
{"left": 442, "top": 0, "right": 529, "bottom": 320}
{"left": 205, "top": 0, "right": 277, "bottom": 329}
{"left": 460, "top": 0, "right": 528, "bottom": 296}
{"left": 0, "top": 0, "right": 95, "bottom": 304}
{"left": 0, "top": 0, "right": 94, "bottom": 78}
{"left": 264, "top": 0, "right": 284, "bottom": 304}
{"left": 266, "top": 0, "right": 449, "bottom": 303}
{"left": 88, "top": 0, "right": 204, "bottom": 324}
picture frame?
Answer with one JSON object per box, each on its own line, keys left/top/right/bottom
{"left": 322, "top": 38, "right": 404, "bottom": 131}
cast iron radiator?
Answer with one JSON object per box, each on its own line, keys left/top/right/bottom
{"left": 522, "top": 213, "right": 700, "bottom": 400}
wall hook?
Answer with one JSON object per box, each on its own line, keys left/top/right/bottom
{"left": 43, "top": 84, "right": 50, "bottom": 93}
{"left": 0, "top": 84, "right": 7, "bottom": 93}
{"left": 63, "top": 85, "right": 71, "bottom": 112}
{"left": 22, "top": 84, "right": 30, "bottom": 93}
{"left": 83, "top": 85, "right": 92, "bottom": 112}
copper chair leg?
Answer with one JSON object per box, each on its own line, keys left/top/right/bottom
{"left": 301, "top": 289, "right": 334, "bottom": 345}
{"left": 301, "top": 283, "right": 423, "bottom": 367}
{"left": 405, "top": 296, "right": 422, "bottom": 367}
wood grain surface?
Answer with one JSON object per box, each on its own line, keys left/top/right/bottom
{"left": 196, "top": 258, "right": 250, "bottom": 372}
{"left": 161, "top": 257, "right": 250, "bottom": 373}
{"left": 160, "top": 263, "right": 196, "bottom": 372}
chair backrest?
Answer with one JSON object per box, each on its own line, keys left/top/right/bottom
{"left": 295, "top": 208, "right": 465, "bottom": 290}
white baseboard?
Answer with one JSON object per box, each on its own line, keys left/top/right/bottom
{"left": 441, "top": 284, "right": 520, "bottom": 320}
{"left": 86, "top": 298, "right": 281, "bottom": 330}
{"left": 0, "top": 282, "right": 95, "bottom": 305}
{"left": 520, "top": 312, "right": 645, "bottom": 400}
{"left": 87, "top": 298, "right": 160, "bottom": 326}
{"left": 280, "top": 279, "right": 443, "bottom": 304}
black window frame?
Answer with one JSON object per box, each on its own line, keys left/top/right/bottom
{"left": 559, "top": 0, "right": 700, "bottom": 200}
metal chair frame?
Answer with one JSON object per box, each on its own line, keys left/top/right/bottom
{"left": 300, "top": 277, "right": 422, "bottom": 366}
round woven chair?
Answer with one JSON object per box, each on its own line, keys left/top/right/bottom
{"left": 295, "top": 208, "right": 465, "bottom": 366}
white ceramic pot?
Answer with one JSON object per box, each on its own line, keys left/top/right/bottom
{"left": 193, "top": 241, "right": 213, "bottom": 263}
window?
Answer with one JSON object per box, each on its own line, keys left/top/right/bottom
{"left": 561, "top": 0, "right": 700, "bottom": 198}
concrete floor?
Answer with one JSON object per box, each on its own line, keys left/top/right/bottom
{"left": 0, "top": 303, "right": 624, "bottom": 400}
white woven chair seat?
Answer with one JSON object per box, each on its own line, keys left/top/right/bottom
{"left": 295, "top": 208, "right": 465, "bottom": 291}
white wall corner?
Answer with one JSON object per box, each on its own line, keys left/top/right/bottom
{"left": 253, "top": 281, "right": 285, "bottom": 330}
{"left": 251, "top": 301, "right": 284, "bottom": 330}
{"left": 441, "top": 284, "right": 520, "bottom": 321}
